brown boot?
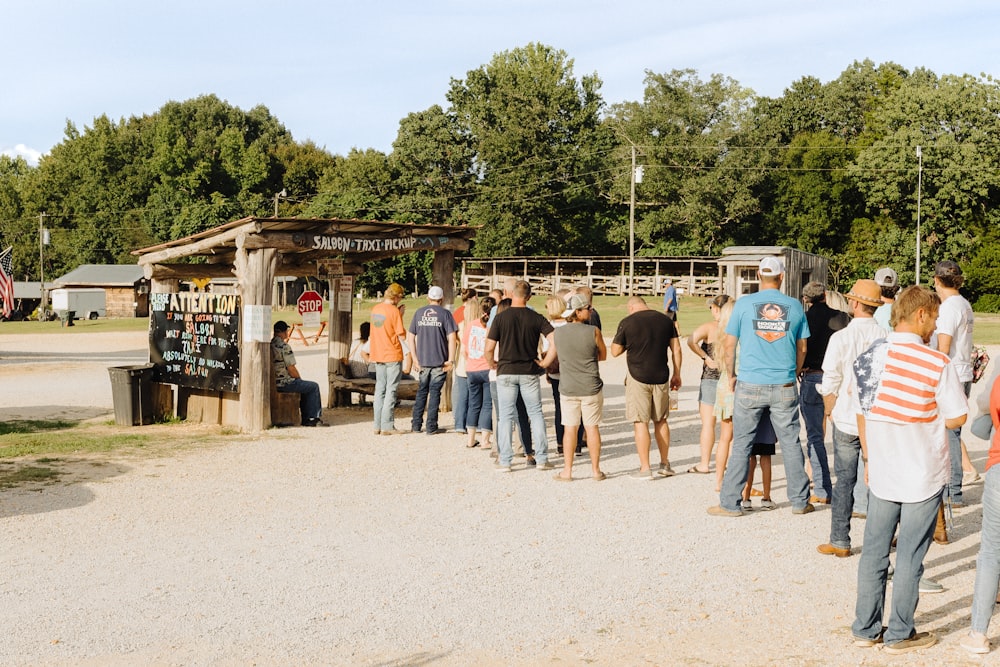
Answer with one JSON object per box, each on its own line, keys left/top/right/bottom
{"left": 933, "top": 501, "right": 949, "bottom": 545}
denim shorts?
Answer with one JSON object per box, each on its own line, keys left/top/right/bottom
{"left": 699, "top": 378, "right": 718, "bottom": 406}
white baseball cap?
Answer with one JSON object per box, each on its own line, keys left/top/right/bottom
{"left": 427, "top": 285, "right": 444, "bottom": 300}
{"left": 758, "top": 257, "right": 785, "bottom": 276}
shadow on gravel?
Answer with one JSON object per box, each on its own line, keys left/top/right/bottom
{"left": 0, "top": 458, "right": 129, "bottom": 519}
{"left": 370, "top": 651, "right": 452, "bottom": 667}
{"left": 0, "top": 407, "right": 112, "bottom": 421}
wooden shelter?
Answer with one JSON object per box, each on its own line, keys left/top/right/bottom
{"left": 717, "top": 246, "right": 829, "bottom": 299}
{"left": 132, "top": 216, "right": 477, "bottom": 435}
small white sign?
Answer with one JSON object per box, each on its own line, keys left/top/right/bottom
{"left": 243, "top": 305, "right": 271, "bottom": 342}
{"left": 302, "top": 311, "right": 321, "bottom": 328}
{"left": 338, "top": 276, "right": 354, "bottom": 311}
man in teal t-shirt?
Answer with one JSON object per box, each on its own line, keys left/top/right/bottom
{"left": 709, "top": 257, "right": 812, "bottom": 517}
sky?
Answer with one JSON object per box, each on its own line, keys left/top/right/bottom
{"left": 4, "top": 1, "right": 1000, "bottom": 165}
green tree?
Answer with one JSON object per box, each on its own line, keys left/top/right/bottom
{"left": 390, "top": 105, "right": 477, "bottom": 226}
{"left": 606, "top": 69, "right": 759, "bottom": 255}
{"left": 851, "top": 71, "right": 1000, "bottom": 272}
{"left": 447, "top": 43, "right": 612, "bottom": 256}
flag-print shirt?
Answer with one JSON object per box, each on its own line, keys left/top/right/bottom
{"left": 852, "top": 332, "right": 967, "bottom": 502}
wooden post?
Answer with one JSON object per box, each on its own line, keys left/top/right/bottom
{"left": 432, "top": 249, "right": 455, "bottom": 412}
{"left": 327, "top": 274, "right": 355, "bottom": 408}
{"left": 432, "top": 249, "right": 455, "bottom": 306}
{"left": 235, "top": 245, "right": 277, "bottom": 435}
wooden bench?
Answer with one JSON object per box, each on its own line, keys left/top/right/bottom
{"left": 329, "top": 373, "right": 419, "bottom": 408}
{"left": 270, "top": 366, "right": 302, "bottom": 427}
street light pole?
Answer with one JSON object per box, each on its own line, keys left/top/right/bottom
{"left": 915, "top": 145, "right": 923, "bottom": 284}
{"left": 273, "top": 188, "right": 287, "bottom": 217}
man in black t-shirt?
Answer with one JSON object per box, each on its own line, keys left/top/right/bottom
{"left": 611, "top": 296, "right": 683, "bottom": 479}
{"left": 485, "top": 281, "right": 556, "bottom": 472}
{"left": 799, "top": 281, "right": 849, "bottom": 504}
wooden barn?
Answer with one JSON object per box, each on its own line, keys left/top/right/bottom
{"left": 717, "top": 246, "right": 829, "bottom": 299}
{"left": 50, "top": 264, "right": 150, "bottom": 317}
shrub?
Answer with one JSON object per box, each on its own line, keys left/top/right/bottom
{"left": 973, "top": 294, "right": 1000, "bottom": 313}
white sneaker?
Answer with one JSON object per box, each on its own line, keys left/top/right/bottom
{"left": 740, "top": 499, "right": 752, "bottom": 511}
{"left": 964, "top": 470, "right": 983, "bottom": 485}
{"left": 759, "top": 499, "right": 776, "bottom": 511}
{"left": 961, "top": 632, "right": 990, "bottom": 654}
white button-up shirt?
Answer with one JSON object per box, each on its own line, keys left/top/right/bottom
{"left": 817, "top": 317, "right": 886, "bottom": 435}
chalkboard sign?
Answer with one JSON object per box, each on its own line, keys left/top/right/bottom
{"left": 149, "top": 292, "right": 241, "bottom": 392}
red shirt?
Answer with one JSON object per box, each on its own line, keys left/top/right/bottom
{"left": 987, "top": 376, "right": 1000, "bottom": 472}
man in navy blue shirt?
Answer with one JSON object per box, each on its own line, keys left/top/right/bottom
{"left": 408, "top": 285, "right": 458, "bottom": 434}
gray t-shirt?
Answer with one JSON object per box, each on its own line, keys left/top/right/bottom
{"left": 553, "top": 323, "right": 602, "bottom": 397}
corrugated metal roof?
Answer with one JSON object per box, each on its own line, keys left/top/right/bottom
{"left": 51, "top": 264, "right": 145, "bottom": 286}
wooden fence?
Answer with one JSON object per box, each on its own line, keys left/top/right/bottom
{"left": 460, "top": 256, "right": 722, "bottom": 297}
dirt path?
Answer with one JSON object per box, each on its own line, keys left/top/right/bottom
{"left": 0, "top": 330, "right": 995, "bottom": 665}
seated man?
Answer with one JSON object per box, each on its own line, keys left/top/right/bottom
{"left": 271, "top": 320, "right": 328, "bottom": 427}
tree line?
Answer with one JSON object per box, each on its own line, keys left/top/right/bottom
{"left": 2, "top": 43, "right": 999, "bottom": 309}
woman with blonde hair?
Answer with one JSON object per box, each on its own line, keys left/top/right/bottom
{"left": 686, "top": 294, "right": 730, "bottom": 474}
{"left": 712, "top": 299, "right": 736, "bottom": 491}
{"left": 462, "top": 295, "right": 493, "bottom": 451}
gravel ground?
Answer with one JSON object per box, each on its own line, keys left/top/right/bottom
{"left": 0, "top": 330, "right": 996, "bottom": 666}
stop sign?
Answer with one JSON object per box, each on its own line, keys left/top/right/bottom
{"left": 297, "top": 290, "right": 323, "bottom": 315}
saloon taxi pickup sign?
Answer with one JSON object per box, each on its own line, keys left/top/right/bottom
{"left": 297, "top": 289, "right": 323, "bottom": 329}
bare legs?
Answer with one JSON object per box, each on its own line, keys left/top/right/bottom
{"left": 715, "top": 418, "right": 733, "bottom": 492}
{"left": 695, "top": 401, "right": 716, "bottom": 473}
{"left": 557, "top": 424, "right": 603, "bottom": 480}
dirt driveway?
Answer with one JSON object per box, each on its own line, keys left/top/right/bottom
{"left": 0, "top": 330, "right": 995, "bottom": 665}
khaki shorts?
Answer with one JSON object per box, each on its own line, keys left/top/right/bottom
{"left": 624, "top": 371, "right": 670, "bottom": 423}
{"left": 560, "top": 391, "right": 604, "bottom": 427}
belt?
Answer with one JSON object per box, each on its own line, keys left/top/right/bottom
{"left": 782, "top": 382, "right": 795, "bottom": 387}
{"left": 802, "top": 370, "right": 823, "bottom": 376}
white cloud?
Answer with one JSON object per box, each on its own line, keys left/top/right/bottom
{"left": 1, "top": 144, "right": 43, "bottom": 166}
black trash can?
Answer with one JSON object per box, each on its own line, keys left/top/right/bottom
{"left": 108, "top": 364, "right": 155, "bottom": 426}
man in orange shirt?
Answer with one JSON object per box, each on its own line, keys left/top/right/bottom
{"left": 370, "top": 282, "right": 407, "bottom": 435}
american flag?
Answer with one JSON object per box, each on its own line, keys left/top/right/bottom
{"left": 0, "top": 246, "right": 13, "bottom": 318}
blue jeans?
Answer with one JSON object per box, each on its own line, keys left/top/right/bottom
{"left": 466, "top": 370, "right": 492, "bottom": 432}
{"left": 720, "top": 380, "right": 810, "bottom": 512}
{"left": 277, "top": 378, "right": 322, "bottom": 423}
{"left": 411, "top": 366, "right": 447, "bottom": 432}
{"left": 453, "top": 374, "right": 469, "bottom": 432}
{"left": 830, "top": 425, "right": 867, "bottom": 549}
{"left": 947, "top": 381, "right": 973, "bottom": 503}
{"left": 373, "top": 361, "right": 402, "bottom": 432}
{"left": 490, "top": 380, "right": 532, "bottom": 455}
{"left": 852, "top": 488, "right": 942, "bottom": 645}
{"left": 496, "top": 374, "right": 548, "bottom": 466}
{"left": 800, "top": 373, "right": 831, "bottom": 500}
{"left": 854, "top": 457, "right": 869, "bottom": 515}
{"left": 972, "top": 466, "right": 1000, "bottom": 633}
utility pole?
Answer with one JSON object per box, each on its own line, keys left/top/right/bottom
{"left": 39, "top": 213, "right": 47, "bottom": 313}
{"left": 629, "top": 145, "right": 636, "bottom": 296}
{"left": 915, "top": 146, "right": 923, "bottom": 285}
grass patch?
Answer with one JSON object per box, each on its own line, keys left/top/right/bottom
{"left": 0, "top": 420, "right": 76, "bottom": 436}
{"left": 0, "top": 465, "right": 63, "bottom": 488}
{"left": 0, "top": 418, "right": 241, "bottom": 460}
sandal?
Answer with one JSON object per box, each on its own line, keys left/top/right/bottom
{"left": 687, "top": 465, "right": 711, "bottom": 474}
{"left": 593, "top": 471, "right": 607, "bottom": 481}
{"left": 553, "top": 473, "right": 573, "bottom": 482}
{"left": 465, "top": 440, "right": 480, "bottom": 448}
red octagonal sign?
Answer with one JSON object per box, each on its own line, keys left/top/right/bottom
{"left": 297, "top": 290, "right": 323, "bottom": 315}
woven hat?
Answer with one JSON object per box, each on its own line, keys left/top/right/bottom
{"left": 845, "top": 279, "right": 883, "bottom": 308}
